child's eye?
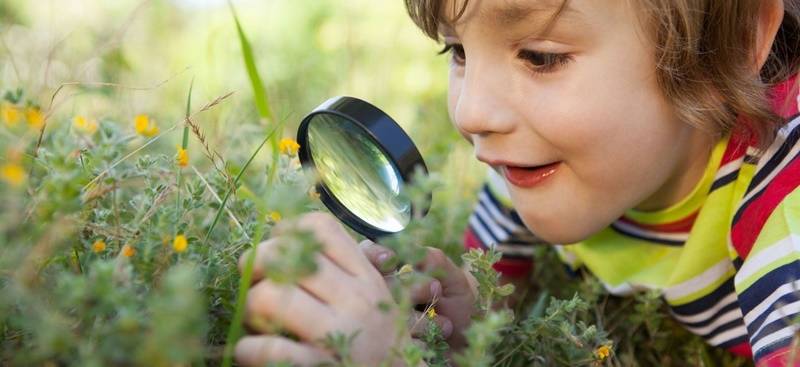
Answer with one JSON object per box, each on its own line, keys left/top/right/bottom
{"left": 517, "top": 50, "right": 572, "bottom": 74}
{"left": 438, "top": 43, "right": 466, "bottom": 66}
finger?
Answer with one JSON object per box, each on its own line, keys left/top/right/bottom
{"left": 235, "top": 335, "right": 333, "bottom": 367}
{"left": 409, "top": 276, "right": 442, "bottom": 305}
{"left": 298, "top": 253, "right": 359, "bottom": 304}
{"left": 408, "top": 310, "right": 453, "bottom": 339}
{"left": 359, "top": 240, "right": 398, "bottom": 274}
{"left": 382, "top": 271, "right": 441, "bottom": 304}
{"left": 417, "top": 247, "right": 472, "bottom": 298}
{"left": 238, "top": 238, "right": 280, "bottom": 284}
{"left": 276, "top": 212, "right": 373, "bottom": 277}
{"left": 246, "top": 279, "right": 337, "bottom": 342}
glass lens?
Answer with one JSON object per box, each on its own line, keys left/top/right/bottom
{"left": 306, "top": 114, "right": 411, "bottom": 232}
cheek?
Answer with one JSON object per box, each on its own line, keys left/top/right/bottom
{"left": 448, "top": 70, "right": 473, "bottom": 143}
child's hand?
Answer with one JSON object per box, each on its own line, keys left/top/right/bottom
{"left": 360, "top": 241, "right": 478, "bottom": 350}
{"left": 234, "top": 213, "right": 413, "bottom": 367}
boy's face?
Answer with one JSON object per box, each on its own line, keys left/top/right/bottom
{"left": 443, "top": 0, "right": 713, "bottom": 243}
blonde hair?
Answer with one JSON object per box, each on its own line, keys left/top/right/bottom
{"left": 405, "top": 0, "right": 800, "bottom": 149}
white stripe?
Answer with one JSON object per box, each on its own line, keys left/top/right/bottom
{"left": 714, "top": 157, "right": 744, "bottom": 181}
{"left": 664, "top": 260, "right": 733, "bottom": 301}
{"left": 744, "top": 279, "right": 800, "bottom": 325}
{"left": 735, "top": 234, "right": 800, "bottom": 286}
{"left": 612, "top": 220, "right": 689, "bottom": 242}
{"left": 739, "top": 118, "right": 800, "bottom": 206}
{"left": 495, "top": 243, "right": 535, "bottom": 257}
{"left": 601, "top": 282, "right": 654, "bottom": 296}
{"left": 671, "top": 293, "right": 739, "bottom": 324}
{"left": 683, "top": 309, "right": 744, "bottom": 336}
{"left": 752, "top": 324, "right": 798, "bottom": 356}
{"left": 487, "top": 168, "right": 512, "bottom": 200}
{"left": 474, "top": 204, "right": 509, "bottom": 242}
{"left": 603, "top": 282, "right": 635, "bottom": 296}
{"left": 469, "top": 215, "right": 496, "bottom": 248}
{"left": 554, "top": 245, "right": 579, "bottom": 267}
{"left": 478, "top": 190, "right": 523, "bottom": 233}
{"left": 707, "top": 324, "right": 749, "bottom": 346}
{"left": 752, "top": 300, "right": 800, "bottom": 342}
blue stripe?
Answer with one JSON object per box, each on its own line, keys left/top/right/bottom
{"left": 751, "top": 312, "right": 800, "bottom": 350}
{"left": 671, "top": 277, "right": 735, "bottom": 316}
{"left": 733, "top": 120, "right": 800, "bottom": 225}
{"left": 609, "top": 222, "right": 685, "bottom": 246}
{"left": 754, "top": 332, "right": 794, "bottom": 362}
{"left": 480, "top": 184, "right": 527, "bottom": 227}
{"left": 679, "top": 300, "right": 739, "bottom": 329}
{"left": 717, "top": 334, "right": 749, "bottom": 350}
{"left": 701, "top": 318, "right": 748, "bottom": 341}
{"left": 475, "top": 200, "right": 510, "bottom": 241}
{"left": 737, "top": 260, "right": 800, "bottom": 314}
{"left": 746, "top": 292, "right": 800, "bottom": 342}
{"left": 469, "top": 214, "right": 497, "bottom": 248}
{"left": 709, "top": 170, "right": 739, "bottom": 192}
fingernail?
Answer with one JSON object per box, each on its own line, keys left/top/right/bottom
{"left": 377, "top": 252, "right": 390, "bottom": 265}
{"left": 430, "top": 280, "right": 441, "bottom": 297}
{"left": 441, "top": 318, "right": 453, "bottom": 338}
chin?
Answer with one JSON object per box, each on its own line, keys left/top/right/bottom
{"left": 520, "top": 217, "right": 603, "bottom": 245}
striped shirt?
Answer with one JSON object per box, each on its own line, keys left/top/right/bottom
{"left": 464, "top": 76, "right": 800, "bottom": 366}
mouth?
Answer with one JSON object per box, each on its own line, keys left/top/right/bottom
{"left": 502, "top": 162, "right": 561, "bottom": 188}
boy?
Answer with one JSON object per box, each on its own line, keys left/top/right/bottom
{"left": 236, "top": 0, "right": 800, "bottom": 366}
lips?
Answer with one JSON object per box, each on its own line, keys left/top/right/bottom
{"left": 503, "top": 162, "right": 560, "bottom": 188}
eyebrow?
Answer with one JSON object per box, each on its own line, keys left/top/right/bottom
{"left": 489, "top": 0, "right": 580, "bottom": 27}
{"left": 439, "top": 0, "right": 584, "bottom": 37}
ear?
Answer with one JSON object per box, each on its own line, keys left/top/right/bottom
{"left": 754, "top": 0, "right": 785, "bottom": 72}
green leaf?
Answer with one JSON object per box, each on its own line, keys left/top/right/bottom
{"left": 228, "top": 2, "right": 271, "bottom": 121}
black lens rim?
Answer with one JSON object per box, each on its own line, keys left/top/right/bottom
{"left": 297, "top": 96, "right": 430, "bottom": 240}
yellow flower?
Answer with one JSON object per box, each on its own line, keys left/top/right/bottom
{"left": 278, "top": 138, "right": 301, "bottom": 155}
{"left": 92, "top": 240, "right": 106, "bottom": 253}
{"left": 134, "top": 114, "right": 159, "bottom": 137}
{"left": 2, "top": 104, "right": 20, "bottom": 126}
{"left": 595, "top": 345, "right": 612, "bottom": 361}
{"left": 176, "top": 147, "right": 188, "bottom": 167}
{"left": 26, "top": 107, "right": 45, "bottom": 130}
{"left": 268, "top": 211, "right": 282, "bottom": 222}
{"left": 173, "top": 234, "right": 188, "bottom": 253}
{"left": 426, "top": 307, "right": 437, "bottom": 319}
{"left": 1, "top": 163, "right": 26, "bottom": 187}
{"left": 73, "top": 115, "right": 98, "bottom": 134}
{"left": 121, "top": 244, "right": 136, "bottom": 258}
{"left": 397, "top": 264, "right": 414, "bottom": 276}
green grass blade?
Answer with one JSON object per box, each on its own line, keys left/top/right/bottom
{"left": 228, "top": 2, "right": 272, "bottom": 122}
{"left": 176, "top": 78, "right": 194, "bottom": 232}
{"left": 221, "top": 224, "right": 265, "bottom": 367}
{"left": 228, "top": 1, "right": 281, "bottom": 186}
{"left": 202, "top": 122, "right": 282, "bottom": 245}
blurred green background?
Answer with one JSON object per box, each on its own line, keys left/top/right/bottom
{"left": 0, "top": 0, "right": 485, "bottom": 192}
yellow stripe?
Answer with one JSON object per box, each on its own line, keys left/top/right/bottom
{"left": 736, "top": 189, "right": 800, "bottom": 291}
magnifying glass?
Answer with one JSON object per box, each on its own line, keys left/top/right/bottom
{"left": 297, "top": 96, "right": 431, "bottom": 240}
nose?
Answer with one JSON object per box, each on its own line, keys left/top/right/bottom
{"left": 452, "top": 61, "right": 516, "bottom": 137}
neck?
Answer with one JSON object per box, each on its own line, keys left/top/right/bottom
{"left": 634, "top": 129, "right": 716, "bottom": 212}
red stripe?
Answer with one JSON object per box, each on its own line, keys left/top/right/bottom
{"left": 770, "top": 74, "right": 799, "bottom": 119}
{"left": 731, "top": 155, "right": 800, "bottom": 258}
{"left": 758, "top": 346, "right": 800, "bottom": 367}
{"left": 720, "top": 130, "right": 751, "bottom": 166}
{"left": 464, "top": 228, "right": 533, "bottom": 278}
{"left": 617, "top": 211, "right": 698, "bottom": 233}
{"left": 727, "top": 341, "right": 752, "bottom": 358}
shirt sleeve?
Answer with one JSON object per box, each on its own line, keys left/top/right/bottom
{"left": 464, "top": 168, "right": 546, "bottom": 277}
{"left": 730, "top": 118, "right": 800, "bottom": 366}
